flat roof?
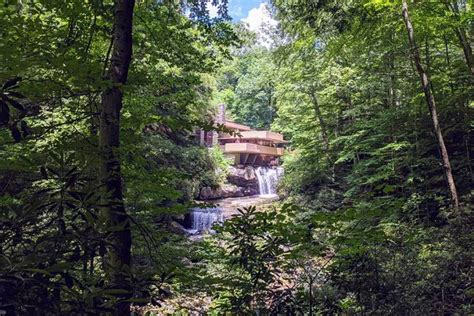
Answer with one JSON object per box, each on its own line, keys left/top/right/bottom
{"left": 219, "top": 137, "right": 289, "bottom": 144}
{"left": 219, "top": 130, "right": 288, "bottom": 143}
{"left": 222, "top": 143, "right": 284, "bottom": 156}
{"left": 223, "top": 120, "right": 251, "bottom": 131}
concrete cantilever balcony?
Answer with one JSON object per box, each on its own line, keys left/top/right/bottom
{"left": 223, "top": 143, "right": 284, "bottom": 156}
{"left": 223, "top": 121, "right": 251, "bottom": 131}
{"left": 219, "top": 131, "right": 288, "bottom": 144}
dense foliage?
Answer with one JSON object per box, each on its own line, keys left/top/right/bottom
{"left": 0, "top": 0, "right": 233, "bottom": 313}
{"left": 0, "top": 0, "right": 473, "bottom": 314}
{"left": 189, "top": 0, "right": 473, "bottom": 314}
{"left": 216, "top": 43, "right": 277, "bottom": 129}
{"left": 266, "top": 0, "right": 473, "bottom": 313}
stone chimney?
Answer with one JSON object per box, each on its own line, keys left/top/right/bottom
{"left": 218, "top": 104, "right": 226, "bottom": 124}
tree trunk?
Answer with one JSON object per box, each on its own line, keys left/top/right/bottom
{"left": 267, "top": 90, "right": 273, "bottom": 129}
{"left": 402, "top": 0, "right": 460, "bottom": 210}
{"left": 443, "top": 33, "right": 456, "bottom": 94}
{"left": 387, "top": 51, "right": 395, "bottom": 108}
{"left": 99, "top": 0, "right": 135, "bottom": 314}
{"left": 446, "top": 1, "right": 474, "bottom": 77}
{"left": 308, "top": 276, "right": 313, "bottom": 316}
{"left": 455, "top": 27, "right": 474, "bottom": 77}
{"left": 309, "top": 89, "right": 329, "bottom": 151}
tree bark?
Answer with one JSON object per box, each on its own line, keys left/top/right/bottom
{"left": 446, "top": 1, "right": 474, "bottom": 77}
{"left": 455, "top": 27, "right": 474, "bottom": 77}
{"left": 308, "top": 275, "right": 313, "bottom": 316}
{"left": 387, "top": 51, "right": 395, "bottom": 108}
{"left": 99, "top": 0, "right": 135, "bottom": 314}
{"left": 309, "top": 89, "right": 329, "bottom": 151}
{"left": 402, "top": 0, "right": 460, "bottom": 210}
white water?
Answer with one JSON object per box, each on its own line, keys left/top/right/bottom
{"left": 187, "top": 207, "right": 223, "bottom": 234}
{"left": 255, "top": 167, "right": 284, "bottom": 196}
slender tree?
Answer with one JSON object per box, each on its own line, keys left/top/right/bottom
{"left": 402, "top": 0, "right": 460, "bottom": 209}
{"left": 308, "top": 88, "right": 329, "bottom": 151}
{"left": 99, "top": 0, "right": 135, "bottom": 314}
{"left": 445, "top": 0, "right": 474, "bottom": 77}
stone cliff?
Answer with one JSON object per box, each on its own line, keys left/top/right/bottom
{"left": 198, "top": 165, "right": 259, "bottom": 200}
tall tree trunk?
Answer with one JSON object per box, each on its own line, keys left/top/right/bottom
{"left": 402, "top": 0, "right": 460, "bottom": 210}
{"left": 308, "top": 275, "right": 313, "bottom": 316}
{"left": 443, "top": 33, "right": 456, "bottom": 94}
{"left": 99, "top": 0, "right": 135, "bottom": 314}
{"left": 387, "top": 51, "right": 395, "bottom": 108}
{"left": 309, "top": 89, "right": 329, "bottom": 151}
{"left": 455, "top": 28, "right": 474, "bottom": 77}
{"left": 446, "top": 1, "right": 474, "bottom": 77}
{"left": 268, "top": 90, "right": 273, "bottom": 129}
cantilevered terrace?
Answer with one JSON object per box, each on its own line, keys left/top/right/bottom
{"left": 219, "top": 130, "right": 287, "bottom": 165}
{"left": 198, "top": 105, "right": 287, "bottom": 165}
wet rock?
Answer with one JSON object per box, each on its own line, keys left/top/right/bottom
{"left": 167, "top": 220, "right": 189, "bottom": 235}
{"left": 222, "top": 183, "right": 244, "bottom": 198}
{"left": 199, "top": 186, "right": 221, "bottom": 200}
{"left": 242, "top": 187, "right": 259, "bottom": 196}
{"left": 198, "top": 166, "right": 266, "bottom": 200}
{"left": 227, "top": 166, "right": 259, "bottom": 192}
{"left": 199, "top": 184, "right": 244, "bottom": 200}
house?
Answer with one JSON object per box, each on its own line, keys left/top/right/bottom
{"left": 199, "top": 105, "right": 287, "bottom": 165}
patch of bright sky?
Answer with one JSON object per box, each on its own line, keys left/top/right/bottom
{"left": 207, "top": 0, "right": 269, "bottom": 20}
{"left": 208, "top": 0, "right": 277, "bottom": 47}
{"left": 229, "top": 0, "right": 265, "bottom": 21}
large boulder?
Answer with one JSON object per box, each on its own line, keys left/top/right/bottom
{"left": 242, "top": 187, "right": 259, "bottom": 196}
{"left": 198, "top": 166, "right": 262, "bottom": 200}
{"left": 199, "top": 186, "right": 221, "bottom": 200}
{"left": 167, "top": 220, "right": 189, "bottom": 235}
{"left": 199, "top": 183, "right": 244, "bottom": 200}
{"left": 222, "top": 183, "right": 244, "bottom": 198}
{"left": 227, "top": 166, "right": 259, "bottom": 192}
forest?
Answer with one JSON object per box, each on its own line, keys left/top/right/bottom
{"left": 0, "top": 0, "right": 473, "bottom": 315}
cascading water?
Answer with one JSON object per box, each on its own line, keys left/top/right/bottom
{"left": 255, "top": 166, "right": 284, "bottom": 196}
{"left": 186, "top": 207, "right": 223, "bottom": 234}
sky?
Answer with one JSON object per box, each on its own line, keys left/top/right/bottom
{"left": 208, "top": 0, "right": 276, "bottom": 28}
{"left": 208, "top": 0, "right": 277, "bottom": 46}
{"left": 227, "top": 0, "right": 267, "bottom": 21}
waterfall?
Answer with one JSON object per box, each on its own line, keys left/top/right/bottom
{"left": 186, "top": 207, "right": 223, "bottom": 234}
{"left": 255, "top": 167, "right": 283, "bottom": 196}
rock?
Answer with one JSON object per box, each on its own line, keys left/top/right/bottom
{"left": 228, "top": 165, "right": 257, "bottom": 180}
{"left": 199, "top": 186, "right": 222, "bottom": 200}
{"left": 167, "top": 220, "right": 189, "bottom": 235}
{"left": 198, "top": 184, "right": 243, "bottom": 200}
{"left": 222, "top": 183, "right": 244, "bottom": 198}
{"left": 199, "top": 166, "right": 262, "bottom": 200}
{"left": 227, "top": 166, "right": 259, "bottom": 192}
{"left": 243, "top": 187, "right": 259, "bottom": 196}
{"left": 173, "top": 214, "right": 186, "bottom": 222}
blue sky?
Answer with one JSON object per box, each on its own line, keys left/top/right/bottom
{"left": 228, "top": 0, "right": 266, "bottom": 21}
{"left": 208, "top": 0, "right": 276, "bottom": 46}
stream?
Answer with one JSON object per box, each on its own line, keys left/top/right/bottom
{"left": 185, "top": 167, "right": 283, "bottom": 234}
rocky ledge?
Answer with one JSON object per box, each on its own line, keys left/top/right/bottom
{"left": 198, "top": 165, "right": 259, "bottom": 200}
